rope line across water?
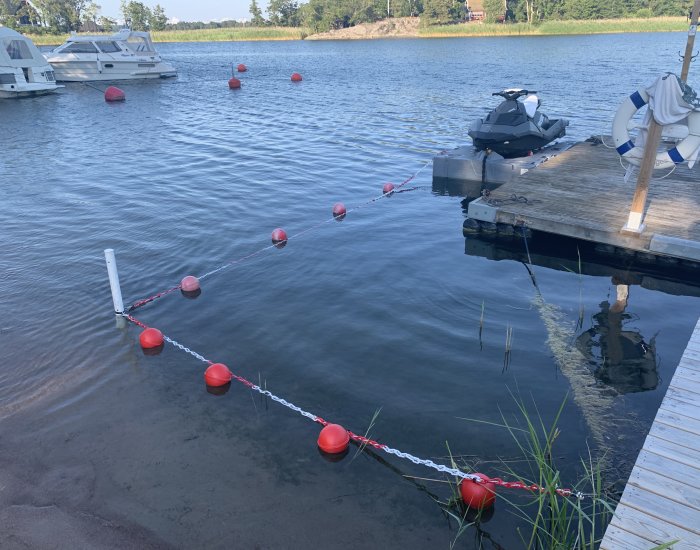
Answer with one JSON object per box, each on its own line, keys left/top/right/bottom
{"left": 126, "top": 159, "right": 432, "bottom": 313}
{"left": 123, "top": 313, "right": 584, "bottom": 500}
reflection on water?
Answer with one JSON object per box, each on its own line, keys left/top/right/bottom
{"left": 463, "top": 230, "right": 695, "bottom": 465}
{"left": 576, "top": 283, "right": 658, "bottom": 394}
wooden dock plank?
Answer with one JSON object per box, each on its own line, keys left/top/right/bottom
{"left": 466, "top": 140, "right": 700, "bottom": 261}
{"left": 635, "top": 449, "right": 700, "bottom": 489}
{"left": 600, "top": 524, "right": 667, "bottom": 550}
{"left": 606, "top": 504, "right": 700, "bottom": 548}
{"left": 648, "top": 421, "right": 700, "bottom": 451}
{"left": 643, "top": 433, "right": 700, "bottom": 469}
{"left": 655, "top": 408, "right": 700, "bottom": 437}
{"left": 628, "top": 466, "right": 700, "bottom": 510}
{"left": 602, "top": 317, "right": 700, "bottom": 548}
{"left": 660, "top": 396, "right": 700, "bottom": 422}
{"left": 666, "top": 386, "right": 700, "bottom": 409}
{"left": 617, "top": 485, "right": 700, "bottom": 535}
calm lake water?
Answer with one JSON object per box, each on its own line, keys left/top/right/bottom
{"left": 2, "top": 33, "right": 699, "bottom": 548}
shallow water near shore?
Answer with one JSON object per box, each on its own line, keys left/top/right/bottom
{"left": 2, "top": 33, "right": 700, "bottom": 548}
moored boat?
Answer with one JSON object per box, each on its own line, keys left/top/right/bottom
{"left": 44, "top": 29, "right": 177, "bottom": 82}
{"left": 0, "top": 26, "right": 62, "bottom": 98}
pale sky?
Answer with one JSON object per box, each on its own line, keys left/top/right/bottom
{"left": 97, "top": 0, "right": 265, "bottom": 23}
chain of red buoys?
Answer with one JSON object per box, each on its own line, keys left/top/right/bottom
{"left": 125, "top": 160, "right": 432, "bottom": 313}
{"left": 122, "top": 313, "right": 583, "bottom": 500}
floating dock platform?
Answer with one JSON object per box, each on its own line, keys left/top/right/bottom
{"left": 600, "top": 316, "right": 700, "bottom": 549}
{"left": 461, "top": 139, "right": 700, "bottom": 264}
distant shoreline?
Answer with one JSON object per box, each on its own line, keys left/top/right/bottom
{"left": 26, "top": 16, "right": 689, "bottom": 46}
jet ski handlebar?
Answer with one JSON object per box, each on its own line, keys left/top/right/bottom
{"left": 492, "top": 89, "right": 537, "bottom": 100}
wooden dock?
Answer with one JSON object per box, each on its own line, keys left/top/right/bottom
{"left": 600, "top": 317, "right": 700, "bottom": 549}
{"left": 466, "top": 140, "right": 700, "bottom": 263}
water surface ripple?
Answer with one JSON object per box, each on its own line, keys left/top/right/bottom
{"left": 1, "top": 34, "right": 699, "bottom": 548}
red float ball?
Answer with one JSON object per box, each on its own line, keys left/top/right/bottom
{"left": 237, "top": 63, "right": 247, "bottom": 72}
{"left": 383, "top": 182, "right": 395, "bottom": 195}
{"left": 291, "top": 72, "right": 303, "bottom": 82}
{"left": 228, "top": 77, "right": 241, "bottom": 89}
{"left": 332, "top": 203, "right": 347, "bottom": 218}
{"left": 317, "top": 424, "right": 350, "bottom": 454}
{"left": 271, "top": 227, "right": 288, "bottom": 244}
{"left": 181, "top": 275, "right": 200, "bottom": 292}
{"left": 204, "top": 363, "right": 233, "bottom": 387}
{"left": 104, "top": 86, "right": 125, "bottom": 102}
{"left": 139, "top": 327, "right": 163, "bottom": 349}
{"left": 459, "top": 473, "right": 496, "bottom": 510}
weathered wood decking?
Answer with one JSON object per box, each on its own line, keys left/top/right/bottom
{"left": 466, "top": 140, "right": 700, "bottom": 263}
{"left": 601, "top": 317, "right": 700, "bottom": 549}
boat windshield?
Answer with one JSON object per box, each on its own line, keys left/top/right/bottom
{"left": 63, "top": 42, "right": 99, "bottom": 54}
{"left": 96, "top": 41, "right": 121, "bottom": 53}
{"left": 126, "top": 35, "right": 154, "bottom": 54}
{"left": 4, "top": 39, "right": 32, "bottom": 60}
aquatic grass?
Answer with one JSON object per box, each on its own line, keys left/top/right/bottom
{"left": 478, "top": 299, "right": 485, "bottom": 349}
{"left": 24, "top": 16, "right": 687, "bottom": 46}
{"left": 561, "top": 246, "right": 585, "bottom": 334}
{"left": 455, "top": 393, "right": 615, "bottom": 549}
{"left": 420, "top": 16, "right": 688, "bottom": 38}
{"left": 152, "top": 27, "right": 309, "bottom": 43}
{"left": 350, "top": 407, "right": 382, "bottom": 461}
{"left": 25, "top": 26, "right": 309, "bottom": 46}
{"left": 504, "top": 324, "right": 513, "bottom": 371}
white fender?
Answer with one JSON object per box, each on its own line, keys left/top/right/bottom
{"left": 612, "top": 89, "right": 700, "bottom": 169}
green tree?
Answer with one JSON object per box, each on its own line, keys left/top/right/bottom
{"left": 81, "top": 1, "right": 100, "bottom": 25}
{"left": 267, "top": 0, "right": 299, "bottom": 26}
{"left": 249, "top": 0, "right": 266, "bottom": 25}
{"left": 121, "top": 0, "right": 152, "bottom": 30}
{"left": 483, "top": 0, "right": 504, "bottom": 21}
{"left": 422, "top": 0, "right": 461, "bottom": 23}
{"left": 33, "top": 0, "right": 87, "bottom": 32}
{"left": 98, "top": 14, "right": 116, "bottom": 30}
{"left": 149, "top": 3, "right": 167, "bottom": 30}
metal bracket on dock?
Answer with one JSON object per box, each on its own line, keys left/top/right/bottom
{"left": 467, "top": 197, "right": 498, "bottom": 223}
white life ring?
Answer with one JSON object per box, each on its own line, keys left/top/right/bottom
{"left": 612, "top": 88, "right": 700, "bottom": 169}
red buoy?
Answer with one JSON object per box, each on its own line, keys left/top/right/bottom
{"left": 228, "top": 77, "right": 241, "bottom": 89}
{"left": 237, "top": 63, "right": 247, "bottom": 72}
{"left": 271, "top": 227, "right": 288, "bottom": 245}
{"left": 104, "top": 86, "right": 125, "bottom": 102}
{"left": 317, "top": 424, "right": 350, "bottom": 454}
{"left": 181, "top": 275, "right": 200, "bottom": 292}
{"left": 204, "top": 363, "right": 233, "bottom": 387}
{"left": 459, "top": 474, "right": 496, "bottom": 510}
{"left": 332, "top": 202, "right": 346, "bottom": 219}
{"left": 291, "top": 72, "right": 303, "bottom": 82}
{"left": 382, "top": 182, "right": 395, "bottom": 195}
{"left": 139, "top": 327, "right": 164, "bottom": 349}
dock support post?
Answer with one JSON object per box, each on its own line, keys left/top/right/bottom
{"left": 622, "top": 120, "right": 661, "bottom": 234}
{"left": 104, "top": 248, "right": 126, "bottom": 328}
{"left": 622, "top": 0, "right": 700, "bottom": 235}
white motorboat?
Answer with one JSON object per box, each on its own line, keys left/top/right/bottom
{"left": 45, "top": 29, "right": 177, "bottom": 82}
{"left": 0, "top": 26, "right": 62, "bottom": 98}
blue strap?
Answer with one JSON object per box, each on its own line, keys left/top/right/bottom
{"left": 616, "top": 140, "right": 635, "bottom": 156}
{"left": 668, "top": 147, "right": 684, "bottom": 164}
{"left": 630, "top": 91, "right": 647, "bottom": 110}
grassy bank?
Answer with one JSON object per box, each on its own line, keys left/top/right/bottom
{"left": 26, "top": 26, "right": 308, "bottom": 46}
{"left": 26, "top": 16, "right": 688, "bottom": 45}
{"left": 420, "top": 16, "right": 687, "bottom": 37}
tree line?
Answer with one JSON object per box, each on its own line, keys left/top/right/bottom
{"left": 0, "top": 1, "right": 167, "bottom": 33}
{"left": 0, "top": 0, "right": 692, "bottom": 35}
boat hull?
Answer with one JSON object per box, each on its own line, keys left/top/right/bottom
{"left": 0, "top": 87, "right": 60, "bottom": 98}
{"left": 48, "top": 60, "right": 177, "bottom": 82}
